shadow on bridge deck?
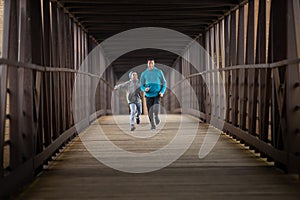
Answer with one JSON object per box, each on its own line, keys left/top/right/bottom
{"left": 18, "top": 115, "right": 300, "bottom": 200}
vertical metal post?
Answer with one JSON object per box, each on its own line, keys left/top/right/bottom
{"left": 41, "top": 0, "right": 52, "bottom": 150}
{"left": 224, "top": 15, "right": 231, "bottom": 123}
{"left": 230, "top": 10, "right": 238, "bottom": 126}
{"left": 0, "top": 0, "right": 12, "bottom": 175}
{"left": 31, "top": 0, "right": 44, "bottom": 153}
{"left": 247, "top": 0, "right": 257, "bottom": 136}
{"left": 209, "top": 27, "right": 216, "bottom": 118}
{"left": 7, "top": 0, "right": 21, "bottom": 170}
{"left": 257, "top": 0, "right": 270, "bottom": 142}
{"left": 237, "top": 5, "right": 247, "bottom": 130}
{"left": 57, "top": 8, "right": 66, "bottom": 132}
{"left": 269, "top": 0, "right": 287, "bottom": 168}
{"left": 64, "top": 15, "right": 71, "bottom": 128}
{"left": 50, "top": 3, "right": 60, "bottom": 140}
{"left": 69, "top": 19, "right": 74, "bottom": 126}
{"left": 199, "top": 36, "right": 206, "bottom": 115}
{"left": 215, "top": 24, "right": 221, "bottom": 118}
{"left": 205, "top": 32, "right": 211, "bottom": 119}
{"left": 286, "top": 0, "right": 300, "bottom": 171}
{"left": 18, "top": 0, "right": 34, "bottom": 163}
{"left": 219, "top": 20, "right": 226, "bottom": 120}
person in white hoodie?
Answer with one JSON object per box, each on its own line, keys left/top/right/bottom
{"left": 114, "top": 71, "right": 142, "bottom": 131}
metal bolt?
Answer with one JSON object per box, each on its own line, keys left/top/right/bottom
{"left": 280, "top": 84, "right": 285, "bottom": 90}
{"left": 6, "top": 114, "right": 11, "bottom": 120}
{"left": 294, "top": 106, "right": 300, "bottom": 112}
{"left": 22, "top": 155, "right": 27, "bottom": 162}
{"left": 5, "top": 140, "right": 11, "bottom": 146}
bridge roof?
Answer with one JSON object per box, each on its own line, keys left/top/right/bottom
{"left": 58, "top": 0, "right": 242, "bottom": 77}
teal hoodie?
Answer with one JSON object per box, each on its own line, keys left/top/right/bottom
{"left": 140, "top": 67, "right": 167, "bottom": 97}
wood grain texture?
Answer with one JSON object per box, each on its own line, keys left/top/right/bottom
{"left": 18, "top": 115, "right": 300, "bottom": 200}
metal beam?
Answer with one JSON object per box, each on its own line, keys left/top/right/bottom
{"left": 237, "top": 5, "right": 247, "bottom": 130}
{"left": 0, "top": 0, "right": 12, "bottom": 176}
{"left": 246, "top": 0, "right": 257, "bottom": 136}
{"left": 7, "top": 0, "right": 21, "bottom": 171}
{"left": 229, "top": 10, "right": 238, "bottom": 126}
{"left": 286, "top": 0, "right": 300, "bottom": 171}
{"left": 59, "top": 0, "right": 239, "bottom": 6}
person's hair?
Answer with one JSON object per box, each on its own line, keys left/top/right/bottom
{"left": 129, "top": 71, "right": 138, "bottom": 79}
{"left": 147, "top": 58, "right": 154, "bottom": 62}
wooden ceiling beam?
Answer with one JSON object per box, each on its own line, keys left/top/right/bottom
{"left": 59, "top": 0, "right": 239, "bottom": 6}
{"left": 76, "top": 15, "right": 220, "bottom": 21}
{"left": 73, "top": 12, "right": 224, "bottom": 17}
{"left": 67, "top": 5, "right": 231, "bottom": 11}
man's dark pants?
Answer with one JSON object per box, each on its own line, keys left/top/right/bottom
{"left": 146, "top": 95, "right": 160, "bottom": 127}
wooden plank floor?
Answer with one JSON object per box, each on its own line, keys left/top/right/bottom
{"left": 18, "top": 115, "right": 300, "bottom": 200}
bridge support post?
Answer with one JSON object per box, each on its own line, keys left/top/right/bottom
{"left": 286, "top": 0, "right": 300, "bottom": 173}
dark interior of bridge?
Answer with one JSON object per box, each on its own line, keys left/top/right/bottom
{"left": 57, "top": 0, "right": 243, "bottom": 78}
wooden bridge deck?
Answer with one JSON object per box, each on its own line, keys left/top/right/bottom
{"left": 18, "top": 115, "right": 300, "bottom": 200}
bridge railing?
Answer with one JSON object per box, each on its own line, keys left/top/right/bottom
{"left": 0, "top": 0, "right": 115, "bottom": 197}
{"left": 165, "top": 58, "right": 300, "bottom": 175}
{"left": 164, "top": 0, "right": 300, "bottom": 175}
{"left": 0, "top": 57, "right": 114, "bottom": 197}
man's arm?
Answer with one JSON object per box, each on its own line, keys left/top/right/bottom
{"left": 140, "top": 72, "right": 147, "bottom": 92}
{"left": 159, "top": 70, "right": 167, "bottom": 95}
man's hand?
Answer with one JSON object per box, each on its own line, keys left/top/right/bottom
{"left": 159, "top": 92, "right": 163, "bottom": 98}
{"left": 145, "top": 87, "right": 150, "bottom": 92}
